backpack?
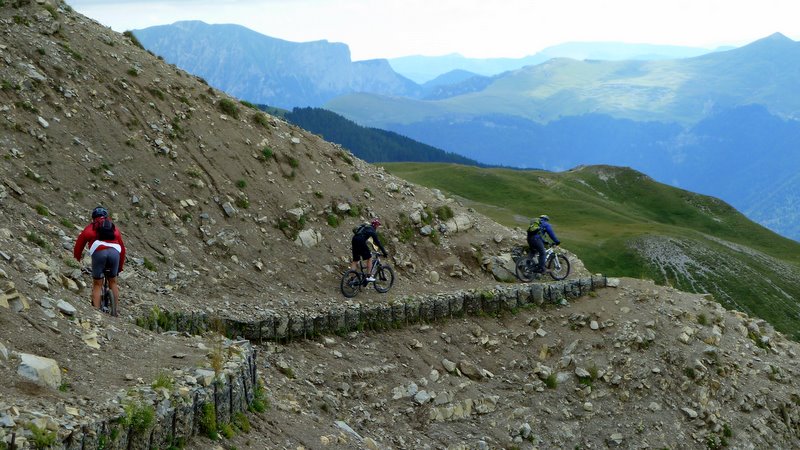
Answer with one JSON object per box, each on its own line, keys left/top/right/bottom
{"left": 352, "top": 223, "right": 369, "bottom": 236}
{"left": 96, "top": 217, "right": 116, "bottom": 241}
{"left": 527, "top": 219, "right": 542, "bottom": 236}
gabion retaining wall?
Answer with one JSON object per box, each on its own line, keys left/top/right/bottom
{"left": 138, "top": 276, "right": 607, "bottom": 341}
{"left": 56, "top": 342, "right": 258, "bottom": 450}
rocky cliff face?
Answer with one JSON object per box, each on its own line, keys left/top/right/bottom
{"left": 0, "top": 2, "right": 798, "bottom": 449}
{"left": 132, "top": 21, "right": 422, "bottom": 108}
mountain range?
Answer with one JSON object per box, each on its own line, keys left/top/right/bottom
{"left": 132, "top": 24, "right": 800, "bottom": 241}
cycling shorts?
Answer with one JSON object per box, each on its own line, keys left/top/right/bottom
{"left": 91, "top": 248, "right": 120, "bottom": 280}
{"left": 351, "top": 236, "right": 372, "bottom": 262}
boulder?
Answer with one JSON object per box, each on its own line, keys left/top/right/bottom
{"left": 443, "top": 214, "right": 472, "bottom": 233}
{"left": 17, "top": 353, "right": 62, "bottom": 389}
{"left": 490, "top": 254, "right": 517, "bottom": 282}
{"left": 295, "top": 229, "right": 323, "bottom": 248}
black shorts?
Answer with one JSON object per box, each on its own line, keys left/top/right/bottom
{"left": 351, "top": 236, "right": 371, "bottom": 262}
{"left": 91, "top": 248, "right": 120, "bottom": 279}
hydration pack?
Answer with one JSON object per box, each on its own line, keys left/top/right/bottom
{"left": 96, "top": 217, "right": 116, "bottom": 241}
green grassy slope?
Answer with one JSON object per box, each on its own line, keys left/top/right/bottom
{"left": 384, "top": 163, "right": 800, "bottom": 338}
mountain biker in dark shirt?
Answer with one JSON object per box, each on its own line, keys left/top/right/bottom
{"left": 351, "top": 218, "right": 388, "bottom": 282}
{"left": 73, "top": 206, "right": 126, "bottom": 310}
{"left": 527, "top": 214, "right": 560, "bottom": 273}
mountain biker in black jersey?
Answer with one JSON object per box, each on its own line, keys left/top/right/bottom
{"left": 527, "top": 214, "right": 560, "bottom": 273}
{"left": 351, "top": 218, "right": 388, "bottom": 282}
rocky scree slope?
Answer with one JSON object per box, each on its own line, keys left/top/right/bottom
{"left": 194, "top": 278, "right": 800, "bottom": 449}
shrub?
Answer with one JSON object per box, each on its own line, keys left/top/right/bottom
{"left": 435, "top": 205, "right": 454, "bottom": 220}
{"left": 218, "top": 99, "right": 239, "bottom": 119}
{"left": 28, "top": 423, "right": 57, "bottom": 449}
{"left": 220, "top": 423, "right": 235, "bottom": 439}
{"left": 288, "top": 156, "right": 299, "bottom": 168}
{"left": 351, "top": 173, "right": 360, "bottom": 182}
{"left": 123, "top": 401, "right": 155, "bottom": 434}
{"left": 239, "top": 100, "right": 257, "bottom": 109}
{"left": 326, "top": 214, "right": 339, "bottom": 228}
{"left": 151, "top": 372, "right": 173, "bottom": 390}
{"left": 233, "top": 412, "right": 251, "bottom": 433}
{"left": 697, "top": 313, "right": 708, "bottom": 326}
{"left": 35, "top": 203, "right": 49, "bottom": 216}
{"left": 143, "top": 257, "right": 157, "bottom": 271}
{"left": 253, "top": 112, "right": 269, "bottom": 127}
{"left": 236, "top": 179, "right": 247, "bottom": 189}
{"left": 544, "top": 373, "right": 558, "bottom": 389}
{"left": 123, "top": 30, "right": 144, "bottom": 49}
{"left": 26, "top": 231, "right": 50, "bottom": 250}
{"left": 127, "top": 67, "right": 138, "bottom": 77}
{"left": 199, "top": 402, "right": 218, "bottom": 439}
{"left": 261, "top": 146, "right": 273, "bottom": 161}
{"left": 235, "top": 197, "right": 250, "bottom": 209}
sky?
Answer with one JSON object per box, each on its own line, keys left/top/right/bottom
{"left": 67, "top": 0, "right": 800, "bottom": 61}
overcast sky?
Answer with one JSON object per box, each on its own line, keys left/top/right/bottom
{"left": 66, "top": 0, "right": 800, "bottom": 60}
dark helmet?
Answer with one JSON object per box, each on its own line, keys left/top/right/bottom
{"left": 539, "top": 214, "right": 550, "bottom": 221}
{"left": 370, "top": 218, "right": 381, "bottom": 228}
{"left": 92, "top": 206, "right": 108, "bottom": 219}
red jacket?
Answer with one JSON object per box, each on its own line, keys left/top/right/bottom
{"left": 73, "top": 217, "right": 126, "bottom": 272}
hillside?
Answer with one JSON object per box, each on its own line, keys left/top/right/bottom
{"left": 384, "top": 163, "right": 800, "bottom": 339}
{"left": 282, "top": 107, "right": 482, "bottom": 165}
{"left": 1, "top": 2, "right": 799, "bottom": 449}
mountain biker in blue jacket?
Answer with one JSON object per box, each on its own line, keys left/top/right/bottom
{"left": 351, "top": 218, "right": 388, "bottom": 282}
{"left": 527, "top": 214, "right": 560, "bottom": 273}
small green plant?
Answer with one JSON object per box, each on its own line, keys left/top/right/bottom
{"left": 147, "top": 87, "right": 165, "bottom": 101}
{"left": 261, "top": 146, "right": 273, "bottom": 160}
{"left": 235, "top": 197, "right": 250, "bottom": 209}
{"left": 123, "top": 401, "right": 155, "bottom": 434}
{"left": 42, "top": 3, "right": 58, "bottom": 18}
{"left": 288, "top": 156, "right": 300, "bottom": 168}
{"left": 233, "top": 412, "right": 251, "bottom": 433}
{"left": 143, "top": 257, "right": 157, "bottom": 271}
{"left": 314, "top": 190, "right": 324, "bottom": 199}
{"left": 326, "top": 214, "right": 340, "bottom": 228}
{"left": 351, "top": 173, "right": 360, "bottom": 182}
{"left": 236, "top": 179, "right": 247, "bottom": 189}
{"left": 199, "top": 402, "right": 218, "bottom": 439}
{"left": 220, "top": 423, "right": 235, "bottom": 439}
{"left": 58, "top": 42, "right": 82, "bottom": 60}
{"left": 239, "top": 100, "right": 257, "bottom": 109}
{"left": 28, "top": 423, "right": 57, "bottom": 449}
{"left": 26, "top": 231, "right": 50, "bottom": 250}
{"left": 544, "top": 373, "right": 558, "bottom": 389}
{"left": 249, "top": 383, "right": 269, "bottom": 413}
{"left": 697, "top": 313, "right": 708, "bottom": 326}
{"left": 429, "top": 229, "right": 441, "bottom": 245}
{"left": 684, "top": 367, "right": 697, "bottom": 380}
{"left": 127, "top": 67, "right": 138, "bottom": 77}
{"left": 59, "top": 217, "right": 75, "bottom": 228}
{"left": 218, "top": 98, "right": 239, "bottom": 119}
{"left": 123, "top": 30, "right": 144, "bottom": 49}
{"left": 36, "top": 47, "right": 46, "bottom": 55}
{"left": 151, "top": 372, "right": 174, "bottom": 390}
{"left": 58, "top": 382, "right": 71, "bottom": 392}
{"left": 435, "top": 205, "right": 454, "bottom": 220}
{"left": 337, "top": 151, "right": 353, "bottom": 165}
{"left": 253, "top": 112, "right": 269, "bottom": 127}
{"left": 35, "top": 203, "right": 50, "bottom": 216}
{"left": 722, "top": 423, "right": 732, "bottom": 438}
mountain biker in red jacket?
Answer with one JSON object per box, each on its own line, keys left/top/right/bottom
{"left": 73, "top": 206, "right": 126, "bottom": 310}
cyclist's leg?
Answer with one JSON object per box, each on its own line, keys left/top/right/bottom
{"left": 90, "top": 250, "right": 108, "bottom": 308}
{"left": 105, "top": 250, "right": 121, "bottom": 302}
{"left": 532, "top": 237, "right": 546, "bottom": 271}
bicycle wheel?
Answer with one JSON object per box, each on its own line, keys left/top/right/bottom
{"left": 548, "top": 254, "right": 571, "bottom": 280}
{"left": 515, "top": 257, "right": 535, "bottom": 282}
{"left": 373, "top": 264, "right": 395, "bottom": 293}
{"left": 340, "top": 270, "right": 361, "bottom": 298}
{"left": 104, "top": 288, "right": 118, "bottom": 317}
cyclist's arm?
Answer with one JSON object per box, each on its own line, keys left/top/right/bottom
{"left": 369, "top": 231, "right": 388, "bottom": 256}
{"left": 116, "top": 229, "right": 126, "bottom": 272}
{"left": 73, "top": 228, "right": 88, "bottom": 261}
{"left": 544, "top": 223, "right": 560, "bottom": 245}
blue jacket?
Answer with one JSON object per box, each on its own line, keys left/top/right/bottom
{"left": 528, "top": 220, "right": 560, "bottom": 245}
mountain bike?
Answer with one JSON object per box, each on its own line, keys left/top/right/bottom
{"left": 513, "top": 241, "right": 570, "bottom": 282}
{"left": 100, "top": 269, "right": 118, "bottom": 316}
{"left": 340, "top": 253, "right": 395, "bottom": 298}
